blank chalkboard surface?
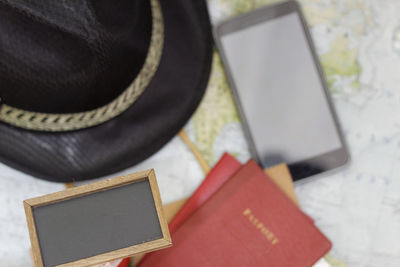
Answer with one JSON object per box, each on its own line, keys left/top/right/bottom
{"left": 24, "top": 170, "right": 171, "bottom": 267}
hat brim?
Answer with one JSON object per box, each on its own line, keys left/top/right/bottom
{"left": 0, "top": 0, "right": 213, "bottom": 182}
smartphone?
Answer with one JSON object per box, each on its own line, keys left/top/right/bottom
{"left": 213, "top": 1, "right": 349, "bottom": 180}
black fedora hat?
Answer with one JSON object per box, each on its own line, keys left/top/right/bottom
{"left": 0, "top": 0, "right": 212, "bottom": 182}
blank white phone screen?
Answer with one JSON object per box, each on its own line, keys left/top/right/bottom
{"left": 221, "top": 12, "right": 342, "bottom": 165}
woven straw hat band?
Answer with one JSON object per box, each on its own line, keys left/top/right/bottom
{"left": 0, "top": 0, "right": 164, "bottom": 132}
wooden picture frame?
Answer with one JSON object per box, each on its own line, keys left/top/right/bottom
{"left": 24, "top": 169, "right": 171, "bottom": 267}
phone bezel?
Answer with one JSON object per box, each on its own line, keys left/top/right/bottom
{"left": 213, "top": 0, "right": 350, "bottom": 181}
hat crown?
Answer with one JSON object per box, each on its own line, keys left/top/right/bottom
{"left": 0, "top": 0, "right": 152, "bottom": 113}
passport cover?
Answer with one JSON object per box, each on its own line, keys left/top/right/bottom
{"left": 138, "top": 160, "right": 331, "bottom": 267}
{"left": 167, "top": 159, "right": 305, "bottom": 232}
{"left": 168, "top": 153, "right": 242, "bottom": 232}
{"left": 133, "top": 153, "right": 242, "bottom": 265}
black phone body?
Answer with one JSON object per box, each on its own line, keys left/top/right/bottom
{"left": 214, "top": 1, "right": 349, "bottom": 180}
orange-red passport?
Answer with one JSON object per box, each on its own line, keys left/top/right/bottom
{"left": 168, "top": 153, "right": 242, "bottom": 232}
{"left": 138, "top": 160, "right": 331, "bottom": 267}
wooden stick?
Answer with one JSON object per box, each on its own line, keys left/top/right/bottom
{"left": 178, "top": 129, "right": 210, "bottom": 174}
{"left": 64, "top": 182, "right": 75, "bottom": 189}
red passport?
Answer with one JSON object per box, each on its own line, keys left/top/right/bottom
{"left": 139, "top": 160, "right": 331, "bottom": 267}
{"left": 137, "top": 153, "right": 242, "bottom": 265}
{"left": 169, "top": 153, "right": 242, "bottom": 232}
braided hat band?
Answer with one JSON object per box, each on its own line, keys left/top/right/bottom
{"left": 0, "top": 0, "right": 164, "bottom": 132}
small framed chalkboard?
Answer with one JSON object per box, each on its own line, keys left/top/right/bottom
{"left": 24, "top": 169, "right": 171, "bottom": 267}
